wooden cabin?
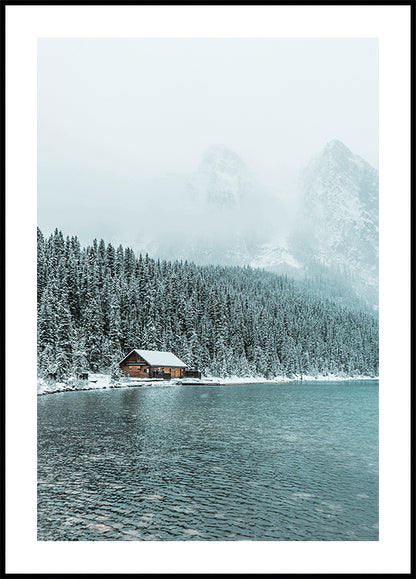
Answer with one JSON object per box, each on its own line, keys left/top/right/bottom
{"left": 119, "top": 349, "right": 186, "bottom": 379}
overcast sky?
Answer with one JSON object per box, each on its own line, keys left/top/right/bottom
{"left": 38, "top": 38, "right": 378, "bottom": 241}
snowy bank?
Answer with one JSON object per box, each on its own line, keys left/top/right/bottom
{"left": 37, "top": 373, "right": 112, "bottom": 395}
{"left": 37, "top": 373, "right": 156, "bottom": 395}
{"left": 204, "top": 374, "right": 378, "bottom": 385}
{"left": 38, "top": 372, "right": 378, "bottom": 395}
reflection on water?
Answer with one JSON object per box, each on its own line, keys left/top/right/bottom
{"left": 38, "top": 381, "right": 378, "bottom": 540}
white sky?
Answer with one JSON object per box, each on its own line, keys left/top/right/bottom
{"left": 38, "top": 38, "right": 378, "bottom": 237}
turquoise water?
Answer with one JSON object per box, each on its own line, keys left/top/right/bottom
{"left": 37, "top": 381, "right": 378, "bottom": 540}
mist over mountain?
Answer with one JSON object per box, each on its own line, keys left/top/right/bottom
{"left": 122, "top": 141, "right": 378, "bottom": 308}
{"left": 191, "top": 146, "right": 252, "bottom": 208}
{"left": 131, "top": 145, "right": 288, "bottom": 268}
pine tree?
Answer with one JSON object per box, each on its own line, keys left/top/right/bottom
{"left": 108, "top": 292, "right": 123, "bottom": 361}
{"left": 83, "top": 294, "right": 104, "bottom": 372}
{"left": 71, "top": 328, "right": 88, "bottom": 376}
{"left": 55, "top": 294, "right": 73, "bottom": 380}
{"left": 38, "top": 285, "right": 57, "bottom": 375}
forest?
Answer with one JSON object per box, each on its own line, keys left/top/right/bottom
{"left": 37, "top": 228, "right": 379, "bottom": 380}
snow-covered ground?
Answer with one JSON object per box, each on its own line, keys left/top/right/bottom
{"left": 37, "top": 372, "right": 378, "bottom": 395}
{"left": 37, "top": 374, "right": 112, "bottom": 395}
{"left": 213, "top": 374, "right": 378, "bottom": 384}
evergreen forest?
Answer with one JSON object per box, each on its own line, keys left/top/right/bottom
{"left": 37, "top": 228, "right": 379, "bottom": 380}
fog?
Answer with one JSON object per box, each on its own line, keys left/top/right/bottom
{"left": 37, "top": 38, "right": 378, "bottom": 255}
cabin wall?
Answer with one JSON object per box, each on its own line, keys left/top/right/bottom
{"left": 121, "top": 351, "right": 149, "bottom": 377}
{"left": 121, "top": 364, "right": 150, "bottom": 378}
{"left": 120, "top": 362, "right": 185, "bottom": 379}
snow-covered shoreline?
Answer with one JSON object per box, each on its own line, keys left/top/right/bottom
{"left": 37, "top": 373, "right": 379, "bottom": 396}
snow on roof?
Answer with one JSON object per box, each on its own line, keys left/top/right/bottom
{"left": 134, "top": 349, "right": 186, "bottom": 368}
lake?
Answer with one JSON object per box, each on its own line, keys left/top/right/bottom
{"left": 37, "top": 381, "right": 378, "bottom": 541}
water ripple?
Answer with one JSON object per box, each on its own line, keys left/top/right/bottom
{"left": 38, "top": 381, "right": 378, "bottom": 541}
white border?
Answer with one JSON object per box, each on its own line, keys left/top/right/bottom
{"left": 5, "top": 5, "right": 411, "bottom": 575}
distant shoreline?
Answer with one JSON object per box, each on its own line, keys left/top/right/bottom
{"left": 37, "top": 374, "right": 379, "bottom": 396}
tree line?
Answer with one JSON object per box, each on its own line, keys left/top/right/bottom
{"left": 37, "top": 228, "right": 379, "bottom": 380}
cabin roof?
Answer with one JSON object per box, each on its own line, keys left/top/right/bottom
{"left": 119, "top": 349, "right": 186, "bottom": 368}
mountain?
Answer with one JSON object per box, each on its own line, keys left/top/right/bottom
{"left": 291, "top": 140, "right": 379, "bottom": 307}
{"left": 189, "top": 145, "right": 253, "bottom": 208}
{"left": 151, "top": 146, "right": 285, "bottom": 266}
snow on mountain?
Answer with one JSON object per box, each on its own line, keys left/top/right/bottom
{"left": 293, "top": 139, "right": 379, "bottom": 306}
{"left": 252, "top": 235, "right": 302, "bottom": 272}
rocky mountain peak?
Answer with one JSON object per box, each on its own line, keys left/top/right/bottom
{"left": 199, "top": 145, "right": 246, "bottom": 175}
{"left": 196, "top": 145, "right": 251, "bottom": 208}
{"left": 294, "top": 139, "right": 379, "bottom": 306}
{"left": 323, "top": 139, "right": 353, "bottom": 158}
